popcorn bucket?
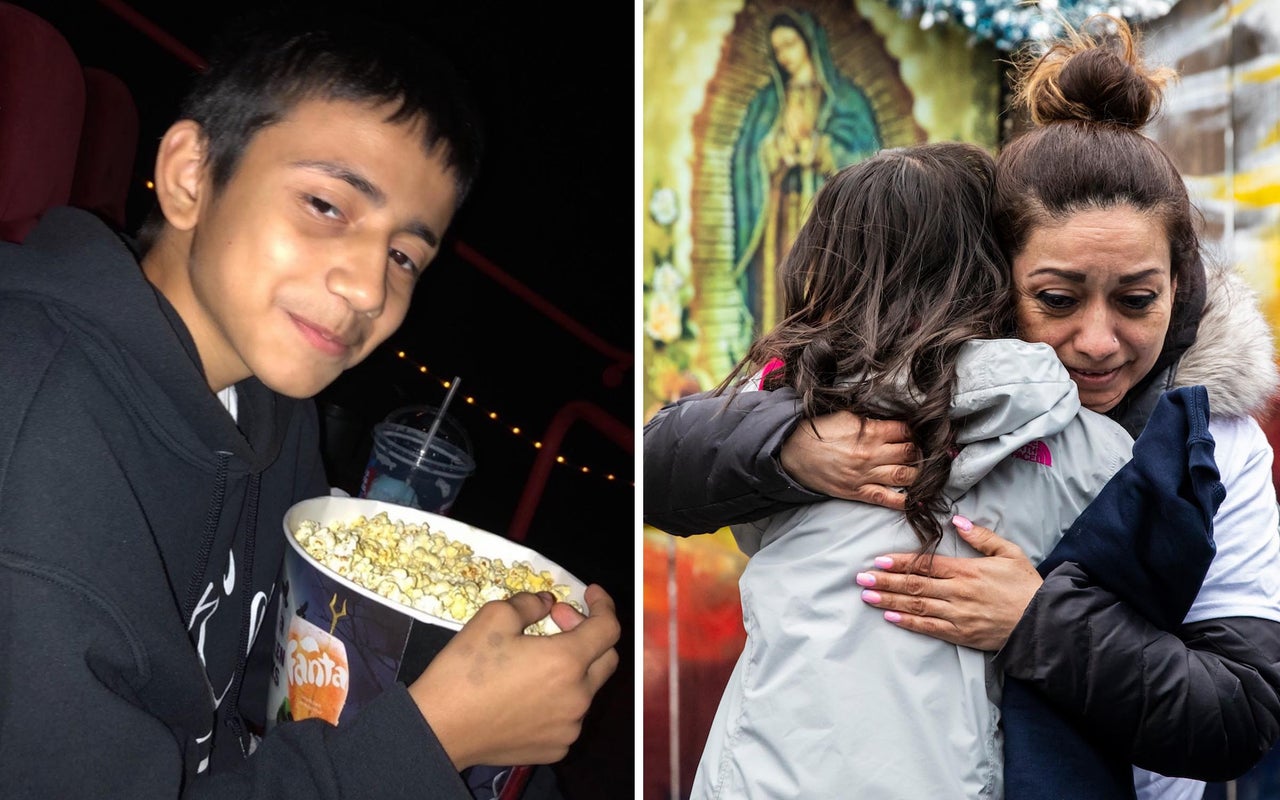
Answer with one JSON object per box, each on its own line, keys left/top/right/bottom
{"left": 265, "top": 495, "right": 587, "bottom": 730}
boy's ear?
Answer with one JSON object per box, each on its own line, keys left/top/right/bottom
{"left": 153, "top": 120, "right": 208, "bottom": 232}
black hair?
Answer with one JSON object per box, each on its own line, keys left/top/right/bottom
{"left": 180, "top": 3, "right": 484, "bottom": 205}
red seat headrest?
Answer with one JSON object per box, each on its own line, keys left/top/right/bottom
{"left": 70, "top": 67, "right": 140, "bottom": 232}
{"left": 0, "top": 2, "right": 85, "bottom": 243}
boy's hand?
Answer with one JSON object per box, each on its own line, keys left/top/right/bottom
{"left": 409, "top": 584, "right": 620, "bottom": 770}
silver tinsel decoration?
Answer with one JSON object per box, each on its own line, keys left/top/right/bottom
{"left": 884, "top": 0, "right": 1178, "bottom": 51}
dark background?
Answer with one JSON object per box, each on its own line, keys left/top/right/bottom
{"left": 12, "top": 0, "right": 636, "bottom": 795}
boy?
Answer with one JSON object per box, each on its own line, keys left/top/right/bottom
{"left": 0, "top": 6, "right": 620, "bottom": 799}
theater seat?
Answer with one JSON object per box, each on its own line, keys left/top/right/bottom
{"left": 70, "top": 66, "right": 140, "bottom": 233}
{"left": 0, "top": 2, "right": 85, "bottom": 243}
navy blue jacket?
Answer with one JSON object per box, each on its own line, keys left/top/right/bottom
{"left": 1002, "top": 386, "right": 1223, "bottom": 798}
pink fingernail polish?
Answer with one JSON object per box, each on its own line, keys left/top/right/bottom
{"left": 855, "top": 572, "right": 875, "bottom": 587}
{"left": 952, "top": 514, "right": 973, "bottom": 532}
{"left": 861, "top": 589, "right": 882, "bottom": 604}
{"left": 884, "top": 611, "right": 902, "bottom": 623}
{"left": 874, "top": 556, "right": 894, "bottom": 569}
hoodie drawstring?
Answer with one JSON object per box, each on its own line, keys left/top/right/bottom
{"left": 183, "top": 451, "right": 231, "bottom": 624}
{"left": 226, "top": 470, "right": 260, "bottom": 754}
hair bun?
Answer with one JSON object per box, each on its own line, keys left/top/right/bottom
{"left": 1016, "top": 14, "right": 1176, "bottom": 130}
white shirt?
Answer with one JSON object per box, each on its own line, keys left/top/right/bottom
{"left": 216, "top": 385, "right": 239, "bottom": 422}
{"left": 1134, "top": 414, "right": 1280, "bottom": 800}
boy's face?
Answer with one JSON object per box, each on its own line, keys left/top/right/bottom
{"left": 159, "top": 97, "right": 458, "bottom": 398}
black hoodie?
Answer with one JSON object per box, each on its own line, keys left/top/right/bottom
{"left": 0, "top": 208, "right": 468, "bottom": 798}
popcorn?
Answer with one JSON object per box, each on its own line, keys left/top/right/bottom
{"left": 294, "top": 512, "right": 582, "bottom": 635}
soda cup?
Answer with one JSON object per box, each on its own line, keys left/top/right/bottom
{"left": 358, "top": 405, "right": 475, "bottom": 515}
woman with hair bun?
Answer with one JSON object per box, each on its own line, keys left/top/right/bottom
{"left": 938, "top": 16, "right": 1280, "bottom": 799}
{"left": 645, "top": 15, "right": 1280, "bottom": 800}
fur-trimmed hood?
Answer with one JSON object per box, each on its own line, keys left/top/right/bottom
{"left": 1170, "top": 266, "right": 1279, "bottom": 419}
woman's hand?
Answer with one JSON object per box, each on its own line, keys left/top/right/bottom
{"left": 780, "top": 411, "right": 918, "bottom": 509}
{"left": 856, "top": 516, "right": 1043, "bottom": 651}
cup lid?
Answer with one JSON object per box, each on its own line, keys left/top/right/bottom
{"left": 383, "top": 405, "right": 473, "bottom": 457}
{"left": 374, "top": 422, "right": 476, "bottom": 473}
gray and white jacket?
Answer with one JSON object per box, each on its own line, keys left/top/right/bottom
{"left": 690, "top": 338, "right": 1133, "bottom": 799}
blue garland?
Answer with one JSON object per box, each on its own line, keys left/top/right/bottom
{"left": 883, "top": 0, "right": 1178, "bottom": 51}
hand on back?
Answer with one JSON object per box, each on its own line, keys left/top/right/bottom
{"left": 780, "top": 413, "right": 1042, "bottom": 649}
{"left": 780, "top": 411, "right": 918, "bottom": 508}
{"left": 857, "top": 517, "right": 1042, "bottom": 651}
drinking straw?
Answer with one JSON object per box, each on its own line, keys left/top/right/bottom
{"left": 415, "top": 376, "right": 462, "bottom": 467}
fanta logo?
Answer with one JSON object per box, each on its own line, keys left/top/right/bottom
{"left": 287, "top": 636, "right": 350, "bottom": 690}
{"left": 1013, "top": 441, "right": 1052, "bottom": 466}
{"left": 284, "top": 616, "right": 351, "bottom": 725}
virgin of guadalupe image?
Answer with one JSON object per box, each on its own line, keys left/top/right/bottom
{"left": 732, "top": 9, "right": 881, "bottom": 331}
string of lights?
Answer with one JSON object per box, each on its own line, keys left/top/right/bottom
{"left": 885, "top": 0, "right": 1178, "bottom": 52}
{"left": 391, "top": 349, "right": 634, "bottom": 488}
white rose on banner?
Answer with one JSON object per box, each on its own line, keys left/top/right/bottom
{"left": 649, "top": 186, "right": 679, "bottom": 227}
{"left": 644, "top": 182, "right": 706, "bottom": 406}
{"left": 651, "top": 261, "right": 683, "bottom": 296}
{"left": 645, "top": 291, "right": 683, "bottom": 343}
{"left": 645, "top": 186, "right": 689, "bottom": 345}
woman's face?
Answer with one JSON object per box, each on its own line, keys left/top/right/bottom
{"left": 1012, "top": 206, "right": 1175, "bottom": 414}
{"left": 770, "top": 25, "right": 810, "bottom": 75}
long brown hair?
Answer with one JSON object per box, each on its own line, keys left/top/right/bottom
{"left": 718, "top": 142, "right": 1013, "bottom": 550}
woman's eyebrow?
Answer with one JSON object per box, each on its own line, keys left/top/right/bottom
{"left": 1117, "top": 268, "right": 1164, "bottom": 285}
{"left": 1026, "top": 267, "right": 1087, "bottom": 282}
{"left": 1025, "top": 267, "right": 1163, "bottom": 285}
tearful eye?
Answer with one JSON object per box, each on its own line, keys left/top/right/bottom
{"left": 1119, "top": 293, "right": 1158, "bottom": 311}
{"left": 389, "top": 249, "right": 419, "bottom": 275}
{"left": 1036, "top": 291, "right": 1076, "bottom": 311}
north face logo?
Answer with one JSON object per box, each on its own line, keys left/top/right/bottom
{"left": 1013, "top": 441, "right": 1053, "bottom": 466}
